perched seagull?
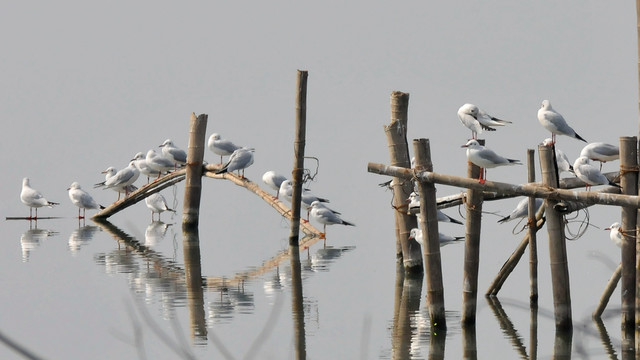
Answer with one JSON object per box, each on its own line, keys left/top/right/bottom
{"left": 20, "top": 177, "right": 59, "bottom": 219}
{"left": 573, "top": 156, "right": 621, "bottom": 190}
{"left": 145, "top": 193, "right": 176, "bottom": 221}
{"left": 461, "top": 139, "right": 521, "bottom": 183}
{"left": 408, "top": 228, "right": 464, "bottom": 247}
{"left": 309, "top": 201, "right": 354, "bottom": 238}
{"left": 279, "top": 179, "right": 331, "bottom": 219}
{"left": 407, "top": 192, "right": 462, "bottom": 224}
{"left": 94, "top": 167, "right": 137, "bottom": 201}
{"left": 146, "top": 149, "right": 175, "bottom": 179}
{"left": 537, "top": 100, "right": 587, "bottom": 144}
{"left": 67, "top": 182, "right": 104, "bottom": 219}
{"left": 216, "top": 147, "right": 255, "bottom": 178}
{"left": 262, "top": 171, "right": 288, "bottom": 199}
{"left": 208, "top": 133, "right": 242, "bottom": 164}
{"left": 541, "top": 138, "right": 574, "bottom": 175}
{"left": 580, "top": 142, "right": 619, "bottom": 170}
{"left": 457, "top": 103, "right": 512, "bottom": 140}
{"left": 159, "top": 139, "right": 187, "bottom": 170}
{"left": 101, "top": 161, "right": 140, "bottom": 197}
{"left": 497, "top": 197, "right": 544, "bottom": 224}
{"left": 132, "top": 152, "right": 161, "bottom": 183}
{"left": 604, "top": 222, "right": 623, "bottom": 248}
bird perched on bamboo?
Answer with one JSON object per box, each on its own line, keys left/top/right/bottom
{"left": 262, "top": 171, "right": 288, "bottom": 199}
{"left": 541, "top": 138, "right": 574, "bottom": 176}
{"left": 457, "top": 103, "right": 512, "bottom": 140}
{"left": 309, "top": 201, "right": 354, "bottom": 239}
{"left": 208, "top": 133, "right": 242, "bottom": 164}
{"left": 216, "top": 147, "right": 255, "bottom": 178}
{"left": 605, "top": 222, "right": 622, "bottom": 248}
{"left": 159, "top": 139, "right": 187, "bottom": 170}
{"left": 408, "top": 228, "right": 464, "bottom": 247}
{"left": 20, "top": 177, "right": 59, "bottom": 219}
{"left": 537, "top": 100, "right": 587, "bottom": 144}
{"left": 572, "top": 156, "right": 621, "bottom": 190}
{"left": 67, "top": 182, "right": 105, "bottom": 219}
{"left": 497, "top": 197, "right": 544, "bottom": 224}
{"left": 97, "top": 161, "right": 140, "bottom": 198}
{"left": 406, "top": 192, "right": 462, "bottom": 224}
{"left": 461, "top": 139, "right": 521, "bottom": 184}
{"left": 580, "top": 142, "right": 619, "bottom": 170}
{"left": 145, "top": 149, "right": 175, "bottom": 180}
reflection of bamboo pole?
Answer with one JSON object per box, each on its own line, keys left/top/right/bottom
{"left": 462, "top": 139, "right": 484, "bottom": 325}
{"left": 552, "top": 330, "right": 572, "bottom": 359}
{"left": 385, "top": 91, "right": 421, "bottom": 268}
{"left": 183, "top": 228, "right": 207, "bottom": 342}
{"left": 619, "top": 137, "right": 637, "bottom": 331}
{"left": 540, "top": 145, "right": 572, "bottom": 331}
{"left": 461, "top": 323, "right": 476, "bottom": 360}
{"left": 593, "top": 264, "right": 621, "bottom": 319}
{"left": 530, "top": 303, "right": 538, "bottom": 360}
{"left": 289, "top": 246, "right": 306, "bottom": 360}
{"left": 486, "top": 297, "right": 528, "bottom": 359}
{"left": 289, "top": 70, "right": 308, "bottom": 246}
{"left": 183, "top": 113, "right": 208, "bottom": 230}
{"left": 392, "top": 271, "right": 423, "bottom": 360}
{"left": 391, "top": 263, "right": 404, "bottom": 359}
{"left": 592, "top": 314, "right": 619, "bottom": 360}
{"left": 526, "top": 149, "right": 538, "bottom": 303}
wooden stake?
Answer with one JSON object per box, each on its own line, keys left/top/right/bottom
{"left": 413, "top": 138, "right": 445, "bottom": 329}
{"left": 462, "top": 139, "right": 484, "bottom": 325}
{"left": 289, "top": 70, "right": 308, "bottom": 246}
{"left": 527, "top": 149, "right": 538, "bottom": 303}
{"left": 593, "top": 263, "right": 621, "bottom": 319}
{"left": 539, "top": 144, "right": 572, "bottom": 331}
{"left": 384, "top": 91, "right": 421, "bottom": 271}
{"left": 182, "top": 113, "right": 208, "bottom": 230}
{"left": 619, "top": 136, "right": 637, "bottom": 331}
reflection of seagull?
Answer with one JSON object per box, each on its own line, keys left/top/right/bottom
{"left": 262, "top": 171, "right": 287, "bottom": 199}
{"left": 144, "top": 221, "right": 172, "bottom": 246}
{"left": 461, "top": 140, "right": 521, "bottom": 183}
{"left": 573, "top": 156, "right": 621, "bottom": 190}
{"left": 68, "top": 225, "right": 99, "bottom": 255}
{"left": 216, "top": 147, "right": 254, "bottom": 178}
{"left": 145, "top": 193, "right": 176, "bottom": 221}
{"left": 407, "top": 192, "right": 462, "bottom": 224}
{"left": 208, "top": 133, "right": 241, "bottom": 164}
{"left": 67, "top": 182, "right": 104, "bottom": 218}
{"left": 20, "top": 177, "right": 58, "bottom": 219}
{"left": 498, "top": 197, "right": 544, "bottom": 224}
{"left": 537, "top": 100, "right": 586, "bottom": 144}
{"left": 309, "top": 201, "right": 354, "bottom": 238}
{"left": 159, "top": 139, "right": 187, "bottom": 169}
{"left": 21, "top": 227, "right": 57, "bottom": 262}
{"left": 605, "top": 222, "right": 622, "bottom": 248}
{"left": 408, "top": 228, "right": 464, "bottom": 247}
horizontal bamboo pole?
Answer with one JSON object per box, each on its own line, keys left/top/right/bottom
{"left": 367, "top": 163, "right": 634, "bottom": 208}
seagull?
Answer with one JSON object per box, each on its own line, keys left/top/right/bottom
{"left": 537, "top": 100, "right": 587, "bottom": 144}
{"left": 541, "top": 138, "right": 574, "bottom": 175}
{"left": 408, "top": 228, "right": 464, "bottom": 247}
{"left": 132, "top": 152, "right": 161, "bottom": 183}
{"left": 101, "top": 161, "right": 140, "bottom": 197}
{"left": 208, "top": 133, "right": 242, "bottom": 164}
{"left": 604, "top": 222, "right": 623, "bottom": 248}
{"left": 145, "top": 192, "right": 176, "bottom": 221}
{"left": 20, "top": 177, "right": 59, "bottom": 219}
{"left": 279, "top": 180, "right": 332, "bottom": 219}
{"left": 573, "top": 156, "right": 621, "bottom": 190}
{"left": 262, "top": 171, "right": 288, "bottom": 199}
{"left": 159, "top": 139, "right": 187, "bottom": 170}
{"left": 146, "top": 149, "right": 175, "bottom": 179}
{"left": 94, "top": 167, "right": 138, "bottom": 201}
{"left": 461, "top": 139, "right": 521, "bottom": 183}
{"left": 67, "top": 182, "right": 105, "bottom": 219}
{"left": 580, "top": 142, "right": 619, "bottom": 170}
{"left": 407, "top": 192, "right": 463, "bottom": 224}
{"left": 457, "top": 104, "right": 511, "bottom": 140}
{"left": 216, "top": 147, "right": 255, "bottom": 178}
{"left": 309, "top": 201, "right": 354, "bottom": 238}
{"left": 497, "top": 197, "right": 544, "bottom": 224}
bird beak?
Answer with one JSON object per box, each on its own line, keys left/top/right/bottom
{"left": 604, "top": 227, "right": 611, "bottom": 231}
{"left": 461, "top": 144, "right": 468, "bottom": 148}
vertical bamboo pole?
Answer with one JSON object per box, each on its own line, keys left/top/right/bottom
{"left": 183, "top": 228, "right": 207, "bottom": 342}
{"left": 462, "top": 139, "right": 484, "bottom": 325}
{"left": 527, "top": 149, "right": 539, "bottom": 303}
{"left": 619, "top": 136, "right": 637, "bottom": 331}
{"left": 413, "top": 138, "right": 446, "bottom": 329}
{"left": 182, "top": 113, "right": 208, "bottom": 230}
{"left": 384, "top": 91, "right": 421, "bottom": 271}
{"left": 635, "top": 0, "right": 640, "bottom": 349}
{"left": 539, "top": 144, "right": 572, "bottom": 331}
{"left": 289, "top": 70, "right": 308, "bottom": 246}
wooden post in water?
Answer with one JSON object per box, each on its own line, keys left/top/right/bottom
{"left": 384, "top": 91, "right": 421, "bottom": 271}
{"left": 539, "top": 144, "right": 572, "bottom": 331}
{"left": 183, "top": 228, "right": 207, "bottom": 342}
{"left": 413, "top": 138, "right": 446, "bottom": 329}
{"left": 289, "top": 70, "right": 308, "bottom": 246}
{"left": 527, "top": 149, "right": 539, "bottom": 303}
{"left": 182, "top": 113, "right": 208, "bottom": 230}
{"left": 462, "top": 139, "right": 484, "bottom": 325}
{"left": 619, "top": 136, "right": 637, "bottom": 331}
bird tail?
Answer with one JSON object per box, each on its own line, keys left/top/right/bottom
{"left": 490, "top": 116, "right": 512, "bottom": 124}
{"left": 99, "top": 205, "right": 106, "bottom": 210}
{"left": 568, "top": 165, "right": 575, "bottom": 174}
{"left": 508, "top": 159, "right": 522, "bottom": 165}
{"left": 342, "top": 220, "right": 355, "bottom": 226}
{"left": 479, "top": 124, "right": 497, "bottom": 131}
{"left": 575, "top": 133, "right": 587, "bottom": 143}
{"left": 316, "top": 197, "right": 330, "bottom": 203}
{"left": 445, "top": 214, "right": 463, "bottom": 225}
{"left": 215, "top": 167, "right": 229, "bottom": 174}
{"left": 497, "top": 215, "right": 511, "bottom": 224}
{"left": 47, "top": 201, "right": 60, "bottom": 206}
{"left": 453, "top": 236, "right": 465, "bottom": 242}
{"left": 609, "top": 181, "right": 622, "bottom": 189}
{"left": 94, "top": 181, "right": 105, "bottom": 189}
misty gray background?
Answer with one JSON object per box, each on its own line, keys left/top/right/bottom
{"left": 0, "top": 1, "right": 637, "bottom": 359}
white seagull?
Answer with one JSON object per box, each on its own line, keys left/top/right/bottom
{"left": 457, "top": 103, "right": 511, "bottom": 140}
{"left": 67, "top": 182, "right": 104, "bottom": 218}
{"left": 132, "top": 152, "right": 161, "bottom": 183}
{"left": 573, "top": 156, "right": 621, "bottom": 190}
{"left": 159, "top": 139, "right": 187, "bottom": 170}
{"left": 20, "top": 177, "right": 59, "bottom": 219}
{"left": 101, "top": 161, "right": 140, "bottom": 197}
{"left": 497, "top": 197, "right": 544, "bottom": 224}
{"left": 408, "top": 228, "right": 464, "bottom": 247}
{"left": 94, "top": 166, "right": 138, "bottom": 201}
{"left": 145, "top": 149, "right": 175, "bottom": 179}
{"left": 145, "top": 193, "right": 176, "bottom": 221}
{"left": 279, "top": 179, "right": 331, "bottom": 219}
{"left": 407, "top": 192, "right": 463, "bottom": 224}
{"left": 309, "top": 201, "right": 354, "bottom": 238}
{"left": 541, "top": 138, "right": 574, "bottom": 175}
{"left": 604, "top": 222, "right": 623, "bottom": 248}
{"left": 216, "top": 147, "right": 254, "bottom": 178}
{"left": 537, "top": 100, "right": 587, "bottom": 144}
{"left": 580, "top": 142, "right": 619, "bottom": 170}
{"left": 208, "top": 133, "right": 242, "bottom": 164}
{"left": 262, "top": 171, "right": 288, "bottom": 199}
{"left": 461, "top": 140, "right": 521, "bottom": 183}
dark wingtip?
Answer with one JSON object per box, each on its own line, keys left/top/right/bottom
{"left": 99, "top": 205, "right": 106, "bottom": 210}
{"left": 575, "top": 133, "right": 587, "bottom": 143}
{"left": 497, "top": 216, "right": 510, "bottom": 224}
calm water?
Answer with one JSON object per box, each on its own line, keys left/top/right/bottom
{"left": 0, "top": 179, "right": 628, "bottom": 359}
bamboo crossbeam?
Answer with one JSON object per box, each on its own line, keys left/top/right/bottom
{"left": 367, "top": 163, "right": 636, "bottom": 208}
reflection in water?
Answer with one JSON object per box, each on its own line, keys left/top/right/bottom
{"left": 290, "top": 245, "right": 307, "bottom": 360}
{"left": 68, "top": 225, "right": 99, "bottom": 255}
{"left": 20, "top": 224, "right": 57, "bottom": 262}
{"left": 487, "top": 297, "right": 528, "bottom": 359}
{"left": 145, "top": 221, "right": 173, "bottom": 247}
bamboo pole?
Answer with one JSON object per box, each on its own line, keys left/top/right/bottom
{"left": 526, "top": 149, "right": 539, "bottom": 303}
{"left": 619, "top": 136, "right": 637, "bottom": 331}
{"left": 289, "top": 70, "right": 308, "bottom": 246}
{"left": 367, "top": 163, "right": 633, "bottom": 208}
{"left": 183, "top": 113, "right": 208, "bottom": 230}
{"left": 462, "top": 139, "right": 484, "bottom": 325}
{"left": 593, "top": 264, "right": 622, "bottom": 319}
{"left": 384, "top": 91, "right": 421, "bottom": 270}
{"left": 539, "top": 144, "right": 572, "bottom": 331}
{"left": 413, "top": 138, "right": 445, "bottom": 328}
